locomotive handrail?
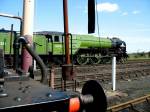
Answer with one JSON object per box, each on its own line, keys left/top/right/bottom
{"left": 69, "top": 33, "right": 73, "bottom": 64}
{"left": 17, "top": 35, "right": 48, "bottom": 84}
{"left": 62, "top": 33, "right": 73, "bottom": 64}
{"left": 34, "top": 42, "right": 42, "bottom": 46}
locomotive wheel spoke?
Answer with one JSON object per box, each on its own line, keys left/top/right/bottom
{"left": 101, "top": 57, "right": 110, "bottom": 64}
{"left": 120, "top": 58, "right": 126, "bottom": 64}
{"left": 90, "top": 55, "right": 101, "bottom": 65}
{"left": 76, "top": 53, "right": 89, "bottom": 65}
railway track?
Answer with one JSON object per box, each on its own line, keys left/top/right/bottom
{"left": 107, "top": 94, "right": 150, "bottom": 112}
{"left": 33, "top": 60, "right": 150, "bottom": 89}
{"left": 54, "top": 60, "right": 150, "bottom": 74}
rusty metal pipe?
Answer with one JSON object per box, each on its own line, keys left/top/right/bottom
{"left": 17, "top": 36, "right": 48, "bottom": 84}
{"left": 63, "top": 0, "right": 70, "bottom": 64}
{"left": 49, "top": 67, "right": 55, "bottom": 89}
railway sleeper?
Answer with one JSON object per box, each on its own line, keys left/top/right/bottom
{"left": 54, "top": 80, "right": 85, "bottom": 89}
{"left": 128, "top": 107, "right": 144, "bottom": 112}
{"left": 135, "top": 73, "right": 141, "bottom": 78}
{"left": 120, "top": 74, "right": 129, "bottom": 80}
{"left": 141, "top": 72, "right": 148, "bottom": 76}
{"left": 128, "top": 73, "right": 136, "bottom": 79}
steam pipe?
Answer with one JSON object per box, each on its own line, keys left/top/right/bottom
{"left": 0, "top": 13, "right": 23, "bottom": 35}
{"left": 0, "top": 13, "right": 22, "bottom": 20}
{"left": 17, "top": 36, "right": 48, "bottom": 84}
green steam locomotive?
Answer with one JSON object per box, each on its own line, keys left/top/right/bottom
{"left": 0, "top": 30, "right": 127, "bottom": 65}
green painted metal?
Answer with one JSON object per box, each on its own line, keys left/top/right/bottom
{"left": 33, "top": 35, "right": 47, "bottom": 55}
{"left": 76, "top": 35, "right": 112, "bottom": 48}
{"left": 0, "top": 32, "right": 14, "bottom": 54}
{"left": 0, "top": 31, "right": 113, "bottom": 56}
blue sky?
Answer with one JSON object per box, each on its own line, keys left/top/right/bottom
{"left": 0, "top": 0, "right": 150, "bottom": 53}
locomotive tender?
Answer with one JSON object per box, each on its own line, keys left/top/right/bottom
{"left": 0, "top": 30, "right": 127, "bottom": 66}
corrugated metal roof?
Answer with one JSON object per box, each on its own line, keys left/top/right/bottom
{"left": 34, "top": 31, "right": 64, "bottom": 35}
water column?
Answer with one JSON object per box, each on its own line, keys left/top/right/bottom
{"left": 22, "top": 0, "right": 35, "bottom": 72}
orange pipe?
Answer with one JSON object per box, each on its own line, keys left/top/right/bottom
{"left": 69, "top": 97, "right": 80, "bottom": 112}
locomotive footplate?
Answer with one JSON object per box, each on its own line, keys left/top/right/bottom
{"left": 0, "top": 79, "right": 71, "bottom": 112}
{"left": 0, "top": 78, "right": 108, "bottom": 112}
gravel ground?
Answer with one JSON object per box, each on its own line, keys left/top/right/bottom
{"left": 73, "top": 75, "right": 150, "bottom": 111}
{"left": 102, "top": 75, "right": 150, "bottom": 111}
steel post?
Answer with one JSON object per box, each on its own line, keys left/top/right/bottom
{"left": 112, "top": 56, "right": 116, "bottom": 91}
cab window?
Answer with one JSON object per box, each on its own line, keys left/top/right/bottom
{"left": 46, "top": 35, "right": 52, "bottom": 42}
{"left": 54, "top": 36, "right": 59, "bottom": 42}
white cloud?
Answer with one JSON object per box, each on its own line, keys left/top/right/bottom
{"left": 96, "top": 2, "right": 119, "bottom": 12}
{"left": 122, "top": 12, "right": 128, "bottom": 16}
{"left": 132, "top": 10, "right": 140, "bottom": 14}
{"left": 121, "top": 10, "right": 140, "bottom": 16}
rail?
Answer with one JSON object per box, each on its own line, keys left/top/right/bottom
{"left": 107, "top": 94, "right": 150, "bottom": 112}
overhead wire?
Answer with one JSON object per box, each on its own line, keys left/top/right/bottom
{"left": 96, "top": 0, "right": 100, "bottom": 38}
{"left": 95, "top": 0, "right": 102, "bottom": 56}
